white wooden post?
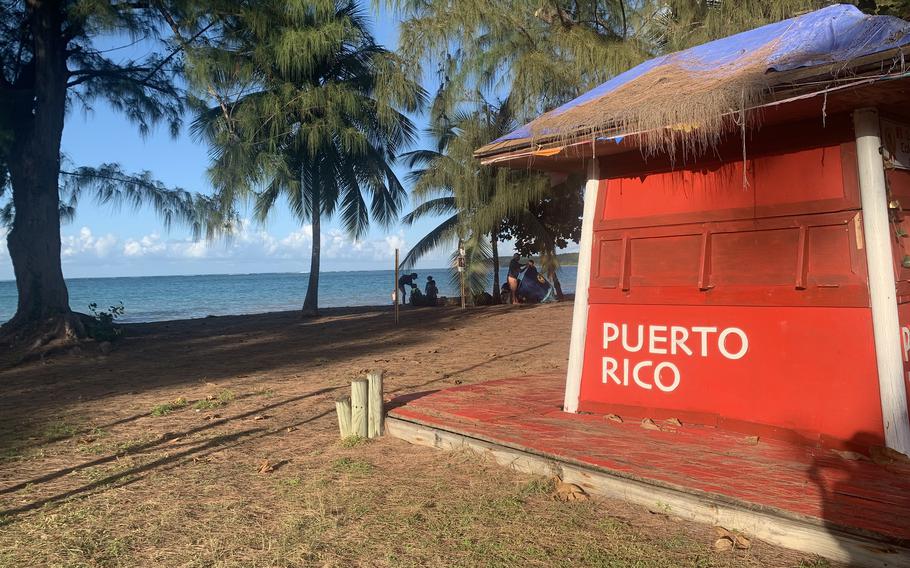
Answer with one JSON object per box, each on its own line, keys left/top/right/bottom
{"left": 367, "top": 370, "right": 384, "bottom": 438}
{"left": 351, "top": 378, "right": 369, "bottom": 438}
{"left": 563, "top": 159, "right": 600, "bottom": 413}
{"left": 854, "top": 107, "right": 910, "bottom": 454}
{"left": 335, "top": 396, "right": 352, "bottom": 438}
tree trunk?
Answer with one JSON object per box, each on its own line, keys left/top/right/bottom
{"left": 543, "top": 248, "right": 565, "bottom": 301}
{"left": 550, "top": 268, "right": 565, "bottom": 300}
{"left": 1, "top": 2, "right": 83, "bottom": 344}
{"left": 490, "top": 228, "right": 501, "bottom": 304}
{"left": 302, "top": 183, "right": 321, "bottom": 317}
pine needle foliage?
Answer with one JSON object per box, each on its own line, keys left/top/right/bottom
{"left": 385, "top": 0, "right": 832, "bottom": 122}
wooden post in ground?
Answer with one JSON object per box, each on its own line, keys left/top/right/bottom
{"left": 335, "top": 396, "right": 352, "bottom": 438}
{"left": 394, "top": 248, "right": 400, "bottom": 324}
{"left": 351, "top": 377, "right": 369, "bottom": 438}
{"left": 367, "top": 370, "right": 384, "bottom": 438}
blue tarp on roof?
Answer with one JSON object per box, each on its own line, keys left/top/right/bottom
{"left": 496, "top": 4, "right": 910, "bottom": 143}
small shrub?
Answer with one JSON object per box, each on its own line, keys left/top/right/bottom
{"left": 86, "top": 302, "right": 125, "bottom": 342}
{"left": 150, "top": 397, "right": 188, "bottom": 416}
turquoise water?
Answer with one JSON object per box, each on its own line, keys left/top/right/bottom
{"left": 0, "top": 267, "right": 577, "bottom": 324}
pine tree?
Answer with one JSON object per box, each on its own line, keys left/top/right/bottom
{"left": 0, "top": 1, "right": 236, "bottom": 345}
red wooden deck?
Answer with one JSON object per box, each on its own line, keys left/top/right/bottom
{"left": 389, "top": 374, "right": 910, "bottom": 543}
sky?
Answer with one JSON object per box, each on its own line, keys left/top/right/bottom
{"left": 0, "top": 6, "right": 465, "bottom": 280}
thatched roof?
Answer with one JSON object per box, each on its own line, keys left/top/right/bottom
{"left": 476, "top": 4, "right": 910, "bottom": 163}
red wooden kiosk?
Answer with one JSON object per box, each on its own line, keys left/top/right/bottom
{"left": 477, "top": 4, "right": 910, "bottom": 454}
{"left": 389, "top": 6, "right": 910, "bottom": 565}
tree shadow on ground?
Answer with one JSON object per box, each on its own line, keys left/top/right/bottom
{"left": 0, "top": 304, "right": 540, "bottom": 434}
{"left": 0, "top": 399, "right": 335, "bottom": 520}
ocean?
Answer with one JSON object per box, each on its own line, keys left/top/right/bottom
{"left": 0, "top": 266, "right": 578, "bottom": 324}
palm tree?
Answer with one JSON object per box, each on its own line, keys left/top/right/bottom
{"left": 400, "top": 95, "right": 548, "bottom": 302}
{"left": 190, "top": 1, "right": 424, "bottom": 315}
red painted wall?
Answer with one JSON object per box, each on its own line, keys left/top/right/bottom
{"left": 580, "top": 115, "right": 886, "bottom": 446}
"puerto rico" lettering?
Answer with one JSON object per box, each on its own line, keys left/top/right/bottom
{"left": 601, "top": 323, "right": 749, "bottom": 392}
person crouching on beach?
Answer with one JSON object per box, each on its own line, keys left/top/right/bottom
{"left": 398, "top": 272, "right": 418, "bottom": 303}
{"left": 507, "top": 253, "right": 526, "bottom": 305}
{"left": 425, "top": 276, "right": 439, "bottom": 305}
{"left": 409, "top": 284, "right": 426, "bottom": 306}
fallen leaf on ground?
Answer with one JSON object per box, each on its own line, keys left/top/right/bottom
{"left": 714, "top": 526, "right": 732, "bottom": 538}
{"left": 714, "top": 537, "right": 734, "bottom": 551}
{"left": 664, "top": 417, "right": 682, "bottom": 427}
{"left": 606, "top": 414, "right": 623, "bottom": 423}
{"left": 641, "top": 418, "right": 661, "bottom": 431}
{"left": 714, "top": 527, "right": 751, "bottom": 550}
{"left": 258, "top": 459, "right": 274, "bottom": 474}
{"left": 251, "top": 414, "right": 269, "bottom": 421}
{"left": 734, "top": 535, "right": 751, "bottom": 549}
{"left": 204, "top": 414, "right": 221, "bottom": 421}
{"left": 832, "top": 449, "right": 868, "bottom": 461}
{"left": 554, "top": 480, "right": 589, "bottom": 502}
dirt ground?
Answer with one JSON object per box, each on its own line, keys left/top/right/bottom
{"left": 0, "top": 302, "right": 831, "bottom": 567}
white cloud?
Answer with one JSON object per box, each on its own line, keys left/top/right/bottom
{"left": 61, "top": 227, "right": 119, "bottom": 258}
{"left": 123, "top": 233, "right": 167, "bottom": 257}
{"left": 0, "top": 220, "right": 408, "bottom": 278}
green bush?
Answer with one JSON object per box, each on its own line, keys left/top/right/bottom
{"left": 87, "top": 302, "right": 125, "bottom": 342}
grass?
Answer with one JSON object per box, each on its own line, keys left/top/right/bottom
{"left": 217, "top": 389, "right": 236, "bottom": 403}
{"left": 332, "top": 457, "right": 373, "bottom": 476}
{"left": 191, "top": 389, "right": 236, "bottom": 411}
{"left": 41, "top": 420, "right": 78, "bottom": 441}
{"left": 0, "top": 425, "right": 830, "bottom": 568}
{"left": 192, "top": 399, "right": 222, "bottom": 411}
{"left": 150, "top": 397, "right": 188, "bottom": 416}
{"left": 340, "top": 435, "right": 367, "bottom": 448}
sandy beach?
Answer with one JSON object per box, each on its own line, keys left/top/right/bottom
{"left": 0, "top": 303, "right": 823, "bottom": 566}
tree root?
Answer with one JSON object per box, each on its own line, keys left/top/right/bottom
{"left": 0, "top": 311, "right": 92, "bottom": 366}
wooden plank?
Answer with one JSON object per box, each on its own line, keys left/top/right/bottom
{"left": 387, "top": 416, "right": 910, "bottom": 568}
